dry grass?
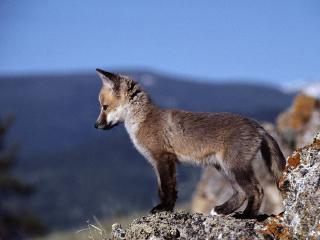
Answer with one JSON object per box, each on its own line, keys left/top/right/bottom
{"left": 75, "top": 216, "right": 108, "bottom": 240}
{"left": 33, "top": 212, "right": 144, "bottom": 240}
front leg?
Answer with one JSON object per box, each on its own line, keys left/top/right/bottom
{"left": 150, "top": 152, "right": 177, "bottom": 214}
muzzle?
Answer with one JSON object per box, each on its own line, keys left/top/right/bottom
{"left": 94, "top": 122, "right": 119, "bottom": 130}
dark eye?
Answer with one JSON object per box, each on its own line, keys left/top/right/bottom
{"left": 102, "top": 105, "right": 108, "bottom": 111}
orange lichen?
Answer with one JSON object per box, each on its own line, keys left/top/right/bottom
{"left": 260, "top": 219, "right": 291, "bottom": 240}
{"left": 276, "top": 94, "right": 318, "bottom": 133}
{"left": 309, "top": 224, "right": 320, "bottom": 240}
{"left": 309, "top": 139, "right": 320, "bottom": 150}
{"left": 290, "top": 94, "right": 318, "bottom": 130}
{"left": 287, "top": 152, "right": 301, "bottom": 169}
{"left": 278, "top": 152, "right": 301, "bottom": 193}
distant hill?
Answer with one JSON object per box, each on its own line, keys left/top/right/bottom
{"left": 0, "top": 71, "right": 294, "bottom": 231}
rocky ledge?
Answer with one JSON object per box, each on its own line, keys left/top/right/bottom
{"left": 110, "top": 132, "right": 320, "bottom": 240}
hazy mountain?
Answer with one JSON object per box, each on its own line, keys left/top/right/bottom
{"left": 0, "top": 71, "right": 294, "bottom": 231}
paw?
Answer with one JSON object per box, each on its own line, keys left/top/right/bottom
{"left": 150, "top": 203, "right": 174, "bottom": 214}
{"left": 213, "top": 205, "right": 230, "bottom": 215}
{"left": 210, "top": 208, "right": 223, "bottom": 216}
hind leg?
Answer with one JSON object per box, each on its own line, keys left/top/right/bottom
{"left": 233, "top": 168, "right": 264, "bottom": 218}
{"left": 214, "top": 177, "right": 247, "bottom": 215}
{"left": 213, "top": 165, "right": 247, "bottom": 215}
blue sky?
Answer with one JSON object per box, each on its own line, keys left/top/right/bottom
{"left": 1, "top": 1, "right": 320, "bottom": 84}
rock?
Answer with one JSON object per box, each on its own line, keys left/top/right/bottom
{"left": 277, "top": 94, "right": 320, "bottom": 149}
{"left": 296, "top": 110, "right": 320, "bottom": 148}
{"left": 110, "top": 132, "right": 320, "bottom": 239}
{"left": 111, "top": 223, "right": 126, "bottom": 240}
{"left": 111, "top": 211, "right": 262, "bottom": 239}
{"left": 276, "top": 137, "right": 320, "bottom": 239}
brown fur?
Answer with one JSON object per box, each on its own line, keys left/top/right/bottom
{"left": 94, "top": 69, "right": 286, "bottom": 218}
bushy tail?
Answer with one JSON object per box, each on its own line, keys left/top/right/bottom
{"left": 260, "top": 131, "right": 286, "bottom": 184}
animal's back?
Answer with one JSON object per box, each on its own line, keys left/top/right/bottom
{"left": 164, "top": 111, "right": 263, "bottom": 163}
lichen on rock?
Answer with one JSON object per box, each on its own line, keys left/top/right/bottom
{"left": 275, "top": 134, "right": 320, "bottom": 239}
{"left": 112, "top": 211, "right": 262, "bottom": 239}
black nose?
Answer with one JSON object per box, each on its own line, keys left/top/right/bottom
{"left": 94, "top": 123, "right": 99, "bottom": 129}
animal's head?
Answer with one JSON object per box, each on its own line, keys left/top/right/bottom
{"left": 94, "top": 68, "right": 143, "bottom": 130}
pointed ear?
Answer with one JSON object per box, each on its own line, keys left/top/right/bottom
{"left": 96, "top": 68, "right": 117, "bottom": 90}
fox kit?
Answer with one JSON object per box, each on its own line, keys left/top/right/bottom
{"left": 94, "top": 69, "right": 286, "bottom": 218}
